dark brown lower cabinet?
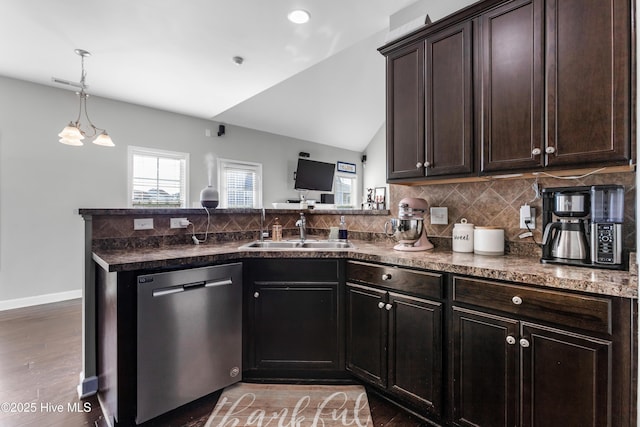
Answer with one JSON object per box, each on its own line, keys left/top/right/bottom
{"left": 452, "top": 307, "right": 518, "bottom": 427}
{"left": 452, "top": 307, "right": 612, "bottom": 427}
{"left": 243, "top": 258, "right": 345, "bottom": 375}
{"left": 450, "top": 275, "right": 634, "bottom": 427}
{"left": 520, "top": 323, "right": 611, "bottom": 427}
{"left": 346, "top": 282, "right": 443, "bottom": 418}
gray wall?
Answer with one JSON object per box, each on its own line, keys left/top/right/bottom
{"left": 0, "top": 76, "right": 363, "bottom": 304}
{"left": 362, "top": 124, "right": 389, "bottom": 208}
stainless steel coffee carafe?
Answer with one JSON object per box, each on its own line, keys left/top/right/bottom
{"left": 542, "top": 220, "right": 589, "bottom": 260}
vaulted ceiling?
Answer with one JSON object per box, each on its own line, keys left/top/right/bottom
{"left": 0, "top": 0, "right": 475, "bottom": 151}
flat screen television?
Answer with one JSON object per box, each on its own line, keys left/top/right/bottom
{"left": 294, "top": 158, "right": 336, "bottom": 192}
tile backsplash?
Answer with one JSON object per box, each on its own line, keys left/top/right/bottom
{"left": 390, "top": 171, "right": 636, "bottom": 253}
{"left": 85, "top": 171, "right": 635, "bottom": 256}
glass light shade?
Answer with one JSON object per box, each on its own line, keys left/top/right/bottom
{"left": 58, "top": 124, "right": 84, "bottom": 140}
{"left": 93, "top": 132, "right": 115, "bottom": 147}
{"left": 59, "top": 136, "right": 84, "bottom": 146}
{"left": 287, "top": 9, "right": 310, "bottom": 24}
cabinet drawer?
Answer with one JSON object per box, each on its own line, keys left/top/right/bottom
{"left": 451, "top": 276, "right": 612, "bottom": 334}
{"left": 347, "top": 261, "right": 443, "bottom": 300}
{"left": 248, "top": 259, "right": 340, "bottom": 282}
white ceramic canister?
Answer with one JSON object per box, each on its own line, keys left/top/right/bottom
{"left": 452, "top": 218, "right": 474, "bottom": 253}
{"left": 473, "top": 226, "right": 505, "bottom": 255}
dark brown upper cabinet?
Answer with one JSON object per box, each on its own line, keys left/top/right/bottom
{"left": 425, "top": 21, "right": 474, "bottom": 176}
{"left": 385, "top": 41, "right": 425, "bottom": 180}
{"left": 478, "top": 0, "right": 544, "bottom": 173}
{"left": 545, "top": 0, "right": 631, "bottom": 167}
{"left": 380, "top": 0, "right": 632, "bottom": 183}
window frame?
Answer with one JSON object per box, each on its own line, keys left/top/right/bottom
{"left": 334, "top": 171, "right": 358, "bottom": 208}
{"left": 217, "top": 158, "right": 263, "bottom": 209}
{"left": 127, "top": 146, "right": 190, "bottom": 208}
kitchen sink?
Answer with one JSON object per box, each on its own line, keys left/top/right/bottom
{"left": 239, "top": 240, "right": 354, "bottom": 250}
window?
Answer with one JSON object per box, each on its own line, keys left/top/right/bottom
{"left": 128, "top": 146, "right": 189, "bottom": 208}
{"left": 218, "top": 158, "right": 262, "bottom": 208}
{"left": 334, "top": 172, "right": 357, "bottom": 207}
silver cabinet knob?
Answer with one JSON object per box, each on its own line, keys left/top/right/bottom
{"left": 520, "top": 338, "right": 530, "bottom": 348}
{"left": 532, "top": 148, "right": 542, "bottom": 155}
{"left": 385, "top": 303, "right": 393, "bottom": 311}
{"left": 253, "top": 292, "right": 259, "bottom": 298}
{"left": 381, "top": 273, "right": 392, "bottom": 281}
{"left": 512, "top": 296, "right": 523, "bottom": 305}
{"left": 416, "top": 162, "right": 423, "bottom": 168}
{"left": 424, "top": 161, "right": 431, "bottom": 167}
{"left": 506, "top": 336, "right": 516, "bottom": 345}
{"left": 378, "top": 302, "right": 385, "bottom": 309}
{"left": 545, "top": 146, "right": 556, "bottom": 154}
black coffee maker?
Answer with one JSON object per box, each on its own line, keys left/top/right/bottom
{"left": 541, "top": 185, "right": 624, "bottom": 269}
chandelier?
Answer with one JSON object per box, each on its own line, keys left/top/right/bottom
{"left": 58, "top": 49, "right": 114, "bottom": 147}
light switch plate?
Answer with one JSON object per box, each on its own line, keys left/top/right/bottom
{"left": 134, "top": 218, "right": 154, "bottom": 230}
{"left": 430, "top": 207, "right": 448, "bottom": 225}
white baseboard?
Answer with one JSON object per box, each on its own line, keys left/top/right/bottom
{"left": 0, "top": 289, "right": 82, "bottom": 311}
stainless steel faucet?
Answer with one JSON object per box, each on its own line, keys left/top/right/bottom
{"left": 259, "top": 207, "right": 266, "bottom": 242}
{"left": 295, "top": 213, "right": 306, "bottom": 242}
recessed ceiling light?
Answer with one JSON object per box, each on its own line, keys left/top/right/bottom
{"left": 288, "top": 9, "right": 310, "bottom": 24}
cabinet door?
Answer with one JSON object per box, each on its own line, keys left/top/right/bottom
{"left": 451, "top": 307, "right": 519, "bottom": 427}
{"left": 388, "top": 292, "right": 442, "bottom": 416}
{"left": 346, "top": 283, "right": 388, "bottom": 387}
{"left": 520, "top": 322, "right": 612, "bottom": 427}
{"left": 479, "top": 0, "right": 544, "bottom": 172}
{"left": 425, "top": 21, "right": 473, "bottom": 176}
{"left": 545, "top": 0, "right": 630, "bottom": 166}
{"left": 253, "top": 283, "right": 340, "bottom": 370}
{"left": 386, "top": 41, "right": 426, "bottom": 180}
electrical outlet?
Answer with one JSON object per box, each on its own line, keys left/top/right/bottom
{"left": 170, "top": 218, "right": 189, "bottom": 229}
{"left": 519, "top": 206, "right": 536, "bottom": 229}
{"left": 134, "top": 218, "right": 154, "bottom": 230}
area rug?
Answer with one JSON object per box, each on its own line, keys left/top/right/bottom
{"left": 204, "top": 382, "right": 373, "bottom": 427}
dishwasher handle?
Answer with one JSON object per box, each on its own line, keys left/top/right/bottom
{"left": 152, "top": 278, "right": 233, "bottom": 297}
{"left": 205, "top": 278, "right": 233, "bottom": 288}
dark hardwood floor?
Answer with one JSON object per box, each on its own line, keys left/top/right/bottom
{"left": 0, "top": 299, "right": 428, "bottom": 427}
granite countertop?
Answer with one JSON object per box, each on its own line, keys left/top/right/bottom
{"left": 92, "top": 239, "right": 638, "bottom": 299}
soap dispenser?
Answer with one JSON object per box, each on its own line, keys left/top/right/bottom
{"left": 339, "top": 216, "right": 348, "bottom": 241}
{"left": 272, "top": 218, "right": 282, "bottom": 241}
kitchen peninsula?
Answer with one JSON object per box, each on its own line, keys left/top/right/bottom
{"left": 79, "top": 208, "right": 637, "bottom": 427}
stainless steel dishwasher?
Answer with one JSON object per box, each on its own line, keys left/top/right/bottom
{"left": 136, "top": 262, "right": 242, "bottom": 424}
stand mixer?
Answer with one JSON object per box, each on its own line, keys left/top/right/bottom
{"left": 384, "top": 198, "right": 434, "bottom": 251}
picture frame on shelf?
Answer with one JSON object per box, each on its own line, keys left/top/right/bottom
{"left": 374, "top": 187, "right": 386, "bottom": 210}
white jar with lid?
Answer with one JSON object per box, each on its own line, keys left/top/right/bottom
{"left": 452, "top": 218, "right": 474, "bottom": 252}
{"left": 474, "top": 226, "right": 505, "bottom": 255}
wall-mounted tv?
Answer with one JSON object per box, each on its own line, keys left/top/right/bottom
{"left": 294, "top": 158, "right": 335, "bottom": 192}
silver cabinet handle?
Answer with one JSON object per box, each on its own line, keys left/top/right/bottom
{"left": 378, "top": 302, "right": 385, "bottom": 309}
{"left": 424, "top": 161, "right": 431, "bottom": 167}
{"left": 385, "top": 303, "right": 393, "bottom": 311}
{"left": 253, "top": 291, "right": 259, "bottom": 298}
{"left": 506, "top": 336, "right": 516, "bottom": 345}
{"left": 512, "top": 296, "right": 523, "bottom": 305}
{"left": 545, "top": 146, "right": 556, "bottom": 154}
{"left": 520, "top": 338, "right": 530, "bottom": 348}
{"left": 532, "top": 147, "right": 542, "bottom": 155}
{"left": 382, "top": 273, "right": 392, "bottom": 281}
{"left": 416, "top": 162, "right": 423, "bottom": 168}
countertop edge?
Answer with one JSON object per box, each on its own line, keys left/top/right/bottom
{"left": 91, "top": 241, "right": 638, "bottom": 299}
